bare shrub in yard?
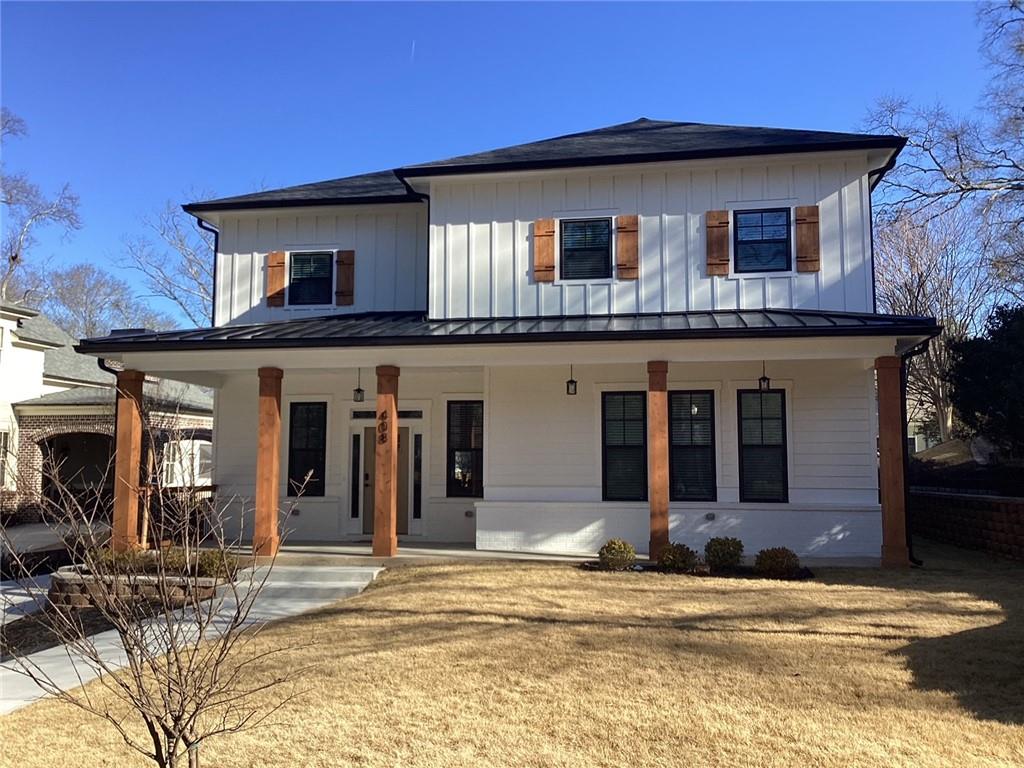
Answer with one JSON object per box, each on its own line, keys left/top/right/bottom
{"left": 754, "top": 547, "right": 801, "bottom": 579}
{"left": 704, "top": 537, "right": 744, "bottom": 572}
{"left": 597, "top": 538, "right": 636, "bottom": 571}
{"left": 1, "top": 409, "right": 309, "bottom": 768}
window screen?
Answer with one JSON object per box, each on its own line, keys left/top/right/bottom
{"left": 602, "top": 392, "right": 647, "bottom": 501}
{"left": 287, "top": 402, "right": 327, "bottom": 496}
{"left": 560, "top": 218, "right": 612, "bottom": 280}
{"left": 738, "top": 390, "right": 787, "bottom": 502}
{"left": 447, "top": 401, "right": 483, "bottom": 498}
{"left": 669, "top": 391, "right": 716, "bottom": 501}
{"left": 288, "top": 251, "right": 333, "bottom": 305}
{"left": 734, "top": 209, "right": 791, "bottom": 273}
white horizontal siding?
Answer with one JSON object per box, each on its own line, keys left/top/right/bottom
{"left": 214, "top": 203, "right": 428, "bottom": 326}
{"left": 429, "top": 154, "right": 875, "bottom": 319}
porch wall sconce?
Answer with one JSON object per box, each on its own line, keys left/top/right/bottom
{"left": 758, "top": 360, "right": 771, "bottom": 392}
{"left": 353, "top": 368, "right": 365, "bottom": 402}
{"left": 566, "top": 365, "right": 578, "bottom": 396}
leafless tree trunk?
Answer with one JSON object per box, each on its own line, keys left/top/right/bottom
{"left": 1, "top": 410, "right": 308, "bottom": 768}
{"left": 122, "top": 199, "right": 216, "bottom": 327}
{"left": 1, "top": 108, "right": 82, "bottom": 304}
{"left": 875, "top": 211, "right": 1000, "bottom": 441}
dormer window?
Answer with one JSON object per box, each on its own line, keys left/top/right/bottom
{"left": 288, "top": 251, "right": 333, "bottom": 305}
{"left": 560, "top": 218, "right": 612, "bottom": 280}
{"left": 734, "top": 209, "right": 791, "bottom": 273}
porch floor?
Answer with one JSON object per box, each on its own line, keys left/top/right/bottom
{"left": 274, "top": 541, "right": 594, "bottom": 567}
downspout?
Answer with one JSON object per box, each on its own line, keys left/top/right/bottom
{"left": 194, "top": 216, "right": 220, "bottom": 327}
{"left": 901, "top": 339, "right": 931, "bottom": 567}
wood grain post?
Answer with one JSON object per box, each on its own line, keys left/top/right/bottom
{"left": 876, "top": 356, "right": 910, "bottom": 568}
{"left": 254, "top": 367, "right": 283, "bottom": 557}
{"left": 112, "top": 370, "right": 145, "bottom": 552}
{"left": 647, "top": 361, "right": 670, "bottom": 561}
{"left": 373, "top": 365, "right": 400, "bottom": 557}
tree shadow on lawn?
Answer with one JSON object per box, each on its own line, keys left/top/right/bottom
{"left": 815, "top": 539, "right": 1024, "bottom": 726}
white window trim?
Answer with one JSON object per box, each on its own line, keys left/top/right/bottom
{"left": 284, "top": 249, "right": 336, "bottom": 310}
{"left": 552, "top": 211, "right": 619, "bottom": 286}
{"left": 725, "top": 200, "right": 799, "bottom": 279}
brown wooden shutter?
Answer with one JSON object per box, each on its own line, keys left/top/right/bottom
{"left": 533, "top": 218, "right": 555, "bottom": 282}
{"left": 705, "top": 210, "right": 730, "bottom": 276}
{"left": 335, "top": 249, "right": 355, "bottom": 306}
{"left": 266, "top": 251, "right": 286, "bottom": 307}
{"left": 615, "top": 215, "right": 639, "bottom": 280}
{"left": 795, "top": 205, "right": 821, "bottom": 273}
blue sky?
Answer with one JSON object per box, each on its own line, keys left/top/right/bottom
{"left": 2, "top": 1, "right": 988, "bottom": 323}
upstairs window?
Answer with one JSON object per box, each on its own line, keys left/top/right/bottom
{"left": 734, "top": 208, "right": 791, "bottom": 273}
{"left": 288, "top": 251, "right": 333, "bottom": 305}
{"left": 560, "top": 218, "right": 612, "bottom": 280}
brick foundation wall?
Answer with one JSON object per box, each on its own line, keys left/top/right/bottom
{"left": 910, "top": 491, "right": 1024, "bottom": 561}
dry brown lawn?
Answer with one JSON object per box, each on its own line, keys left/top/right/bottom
{"left": 1, "top": 543, "right": 1022, "bottom": 768}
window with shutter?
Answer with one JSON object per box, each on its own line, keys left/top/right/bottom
{"left": 288, "top": 251, "right": 333, "bottom": 305}
{"left": 669, "top": 391, "right": 716, "bottom": 501}
{"left": 602, "top": 392, "right": 647, "bottom": 501}
{"left": 561, "top": 218, "right": 612, "bottom": 280}
{"left": 734, "top": 209, "right": 792, "bottom": 273}
{"left": 287, "top": 402, "right": 327, "bottom": 497}
{"left": 447, "top": 401, "right": 483, "bottom": 498}
{"left": 737, "top": 390, "right": 788, "bottom": 502}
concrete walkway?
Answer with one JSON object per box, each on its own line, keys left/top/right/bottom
{"left": 0, "top": 564, "right": 380, "bottom": 715}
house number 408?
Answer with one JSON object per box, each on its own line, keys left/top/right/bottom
{"left": 377, "top": 410, "right": 389, "bottom": 444}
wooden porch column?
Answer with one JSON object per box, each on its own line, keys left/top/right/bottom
{"left": 876, "top": 356, "right": 910, "bottom": 568}
{"left": 254, "top": 367, "right": 283, "bottom": 557}
{"left": 373, "top": 365, "right": 400, "bottom": 557}
{"left": 647, "top": 361, "right": 670, "bottom": 560}
{"left": 112, "top": 369, "right": 145, "bottom": 552}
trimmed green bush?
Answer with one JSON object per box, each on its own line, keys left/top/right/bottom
{"left": 597, "top": 538, "right": 636, "bottom": 571}
{"left": 754, "top": 547, "right": 801, "bottom": 579}
{"left": 704, "top": 537, "right": 744, "bottom": 571}
{"left": 658, "top": 542, "right": 699, "bottom": 573}
{"left": 90, "top": 547, "right": 238, "bottom": 579}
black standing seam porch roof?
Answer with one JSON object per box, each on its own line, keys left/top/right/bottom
{"left": 76, "top": 309, "right": 940, "bottom": 355}
{"left": 183, "top": 118, "right": 905, "bottom": 213}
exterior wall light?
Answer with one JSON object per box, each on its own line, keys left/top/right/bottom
{"left": 566, "top": 365, "right": 578, "bottom": 396}
{"left": 353, "top": 368, "right": 365, "bottom": 402}
{"left": 758, "top": 360, "right": 771, "bottom": 392}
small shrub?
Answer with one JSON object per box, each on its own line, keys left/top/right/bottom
{"left": 754, "top": 547, "right": 801, "bottom": 579}
{"left": 89, "top": 547, "right": 237, "bottom": 579}
{"left": 704, "top": 537, "right": 744, "bottom": 571}
{"left": 658, "top": 542, "right": 698, "bottom": 573}
{"left": 597, "top": 538, "right": 636, "bottom": 571}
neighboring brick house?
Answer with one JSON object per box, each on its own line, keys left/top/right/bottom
{"left": 0, "top": 302, "right": 213, "bottom": 523}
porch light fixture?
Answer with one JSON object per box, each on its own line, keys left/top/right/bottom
{"left": 353, "top": 368, "right": 365, "bottom": 402}
{"left": 758, "top": 360, "right": 771, "bottom": 392}
{"left": 566, "top": 365, "right": 578, "bottom": 396}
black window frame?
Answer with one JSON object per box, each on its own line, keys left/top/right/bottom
{"left": 601, "top": 391, "right": 648, "bottom": 502}
{"left": 287, "top": 250, "right": 334, "bottom": 306}
{"left": 737, "top": 389, "right": 789, "bottom": 503}
{"left": 733, "top": 207, "right": 792, "bottom": 274}
{"left": 559, "top": 217, "right": 613, "bottom": 281}
{"left": 286, "top": 401, "right": 327, "bottom": 497}
{"left": 446, "top": 400, "right": 484, "bottom": 498}
{"left": 668, "top": 390, "right": 717, "bottom": 502}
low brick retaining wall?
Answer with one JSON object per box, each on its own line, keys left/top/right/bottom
{"left": 910, "top": 491, "right": 1024, "bottom": 561}
{"left": 47, "top": 566, "right": 218, "bottom": 610}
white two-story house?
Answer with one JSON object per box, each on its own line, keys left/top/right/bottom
{"left": 78, "top": 118, "right": 938, "bottom": 565}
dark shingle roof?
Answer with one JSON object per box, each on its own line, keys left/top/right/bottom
{"left": 17, "top": 313, "right": 114, "bottom": 386}
{"left": 77, "top": 309, "right": 938, "bottom": 354}
{"left": 184, "top": 118, "right": 904, "bottom": 213}
{"left": 15, "top": 380, "right": 213, "bottom": 414}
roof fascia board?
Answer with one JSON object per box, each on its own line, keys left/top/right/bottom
{"left": 12, "top": 336, "right": 63, "bottom": 351}
{"left": 183, "top": 193, "right": 421, "bottom": 216}
{"left": 406, "top": 148, "right": 879, "bottom": 187}
{"left": 201, "top": 199, "right": 428, "bottom": 221}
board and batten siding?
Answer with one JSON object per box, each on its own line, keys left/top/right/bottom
{"left": 428, "top": 153, "right": 875, "bottom": 319}
{"left": 214, "top": 203, "right": 428, "bottom": 326}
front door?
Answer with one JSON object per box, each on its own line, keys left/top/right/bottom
{"left": 362, "top": 426, "right": 410, "bottom": 535}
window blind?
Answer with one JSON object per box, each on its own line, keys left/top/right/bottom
{"left": 669, "top": 391, "right": 716, "bottom": 501}
{"left": 561, "top": 219, "right": 612, "bottom": 280}
{"left": 287, "top": 402, "right": 327, "bottom": 496}
{"left": 738, "top": 390, "right": 788, "bottom": 502}
{"left": 603, "top": 392, "right": 647, "bottom": 501}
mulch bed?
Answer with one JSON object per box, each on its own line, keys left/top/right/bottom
{"left": 580, "top": 561, "right": 815, "bottom": 580}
